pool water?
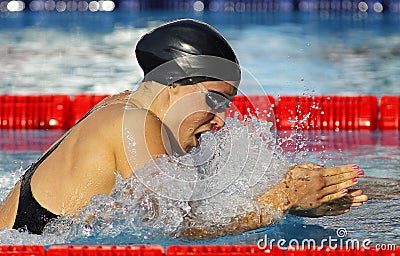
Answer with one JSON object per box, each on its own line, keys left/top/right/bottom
{"left": 0, "top": 128, "right": 398, "bottom": 246}
{"left": 0, "top": 10, "right": 399, "bottom": 246}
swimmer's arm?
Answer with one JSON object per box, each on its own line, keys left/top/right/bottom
{"left": 0, "top": 182, "right": 22, "bottom": 229}
{"left": 179, "top": 163, "right": 364, "bottom": 239}
{"left": 178, "top": 180, "right": 292, "bottom": 239}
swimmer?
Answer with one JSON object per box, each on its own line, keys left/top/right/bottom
{"left": 0, "top": 19, "right": 367, "bottom": 236}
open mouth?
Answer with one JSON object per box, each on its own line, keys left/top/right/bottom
{"left": 194, "top": 131, "right": 206, "bottom": 146}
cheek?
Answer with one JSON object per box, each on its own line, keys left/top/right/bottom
{"left": 190, "top": 112, "right": 214, "bottom": 126}
{"left": 179, "top": 113, "right": 211, "bottom": 135}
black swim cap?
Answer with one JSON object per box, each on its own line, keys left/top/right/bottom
{"left": 135, "top": 19, "right": 241, "bottom": 87}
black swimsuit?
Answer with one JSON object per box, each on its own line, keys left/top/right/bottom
{"left": 12, "top": 120, "right": 79, "bottom": 234}
{"left": 12, "top": 151, "right": 60, "bottom": 234}
{"left": 11, "top": 93, "right": 133, "bottom": 234}
{"left": 12, "top": 100, "right": 109, "bottom": 234}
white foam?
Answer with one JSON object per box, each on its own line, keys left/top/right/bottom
{"left": 37, "top": 117, "right": 288, "bottom": 243}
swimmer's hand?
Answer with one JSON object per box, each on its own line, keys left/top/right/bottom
{"left": 289, "top": 189, "right": 368, "bottom": 217}
{"left": 179, "top": 163, "right": 367, "bottom": 239}
{"left": 255, "top": 162, "right": 365, "bottom": 214}
{"left": 282, "top": 162, "right": 367, "bottom": 214}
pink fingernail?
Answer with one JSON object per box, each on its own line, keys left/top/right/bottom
{"left": 341, "top": 189, "right": 348, "bottom": 194}
{"left": 358, "top": 170, "right": 365, "bottom": 176}
{"left": 352, "top": 164, "right": 359, "bottom": 169}
{"left": 352, "top": 178, "right": 358, "bottom": 183}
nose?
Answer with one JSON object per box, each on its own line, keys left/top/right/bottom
{"left": 210, "top": 111, "right": 226, "bottom": 128}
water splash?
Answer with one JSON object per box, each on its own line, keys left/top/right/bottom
{"left": 0, "top": 164, "right": 24, "bottom": 200}
{"left": 34, "top": 117, "right": 288, "bottom": 244}
{"left": 0, "top": 113, "right": 315, "bottom": 245}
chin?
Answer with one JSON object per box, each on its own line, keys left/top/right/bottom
{"left": 185, "top": 145, "right": 194, "bottom": 152}
{"left": 185, "top": 143, "right": 198, "bottom": 153}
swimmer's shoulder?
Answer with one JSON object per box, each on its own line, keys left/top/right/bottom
{"left": 82, "top": 101, "right": 160, "bottom": 131}
{"left": 90, "top": 103, "right": 166, "bottom": 151}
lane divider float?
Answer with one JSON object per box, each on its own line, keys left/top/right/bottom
{"left": 276, "top": 96, "right": 378, "bottom": 131}
{"left": 0, "top": 245, "right": 398, "bottom": 256}
{"left": 1, "top": 94, "right": 399, "bottom": 131}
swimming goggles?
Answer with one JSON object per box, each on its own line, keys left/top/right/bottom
{"left": 196, "top": 83, "right": 232, "bottom": 113}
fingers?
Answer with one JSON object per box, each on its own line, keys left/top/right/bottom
{"left": 321, "top": 164, "right": 359, "bottom": 177}
{"left": 348, "top": 189, "right": 368, "bottom": 205}
{"left": 323, "top": 171, "right": 359, "bottom": 186}
{"left": 305, "top": 187, "right": 368, "bottom": 217}
{"left": 287, "top": 162, "right": 367, "bottom": 213}
{"left": 320, "top": 177, "right": 359, "bottom": 197}
{"left": 348, "top": 189, "right": 363, "bottom": 196}
{"left": 323, "top": 190, "right": 368, "bottom": 208}
{"left": 349, "top": 194, "right": 368, "bottom": 206}
{"left": 319, "top": 165, "right": 365, "bottom": 198}
{"left": 352, "top": 194, "right": 368, "bottom": 204}
{"left": 319, "top": 188, "right": 348, "bottom": 203}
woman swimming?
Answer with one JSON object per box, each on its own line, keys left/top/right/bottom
{"left": 0, "top": 19, "right": 367, "bottom": 235}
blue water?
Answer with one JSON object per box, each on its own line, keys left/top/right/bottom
{"left": 0, "top": 11, "right": 399, "bottom": 246}
{"left": 1, "top": 11, "right": 400, "bottom": 96}
{"left": 0, "top": 129, "right": 398, "bottom": 246}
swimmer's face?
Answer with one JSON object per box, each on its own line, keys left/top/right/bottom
{"left": 162, "top": 80, "right": 236, "bottom": 154}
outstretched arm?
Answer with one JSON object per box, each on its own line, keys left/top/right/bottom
{"left": 179, "top": 163, "right": 367, "bottom": 239}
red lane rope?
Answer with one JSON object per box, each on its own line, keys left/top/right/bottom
{"left": 0, "top": 245, "right": 398, "bottom": 256}
{"left": 379, "top": 96, "right": 400, "bottom": 130}
{"left": 0, "top": 95, "right": 399, "bottom": 130}
{"left": 276, "top": 96, "right": 379, "bottom": 131}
